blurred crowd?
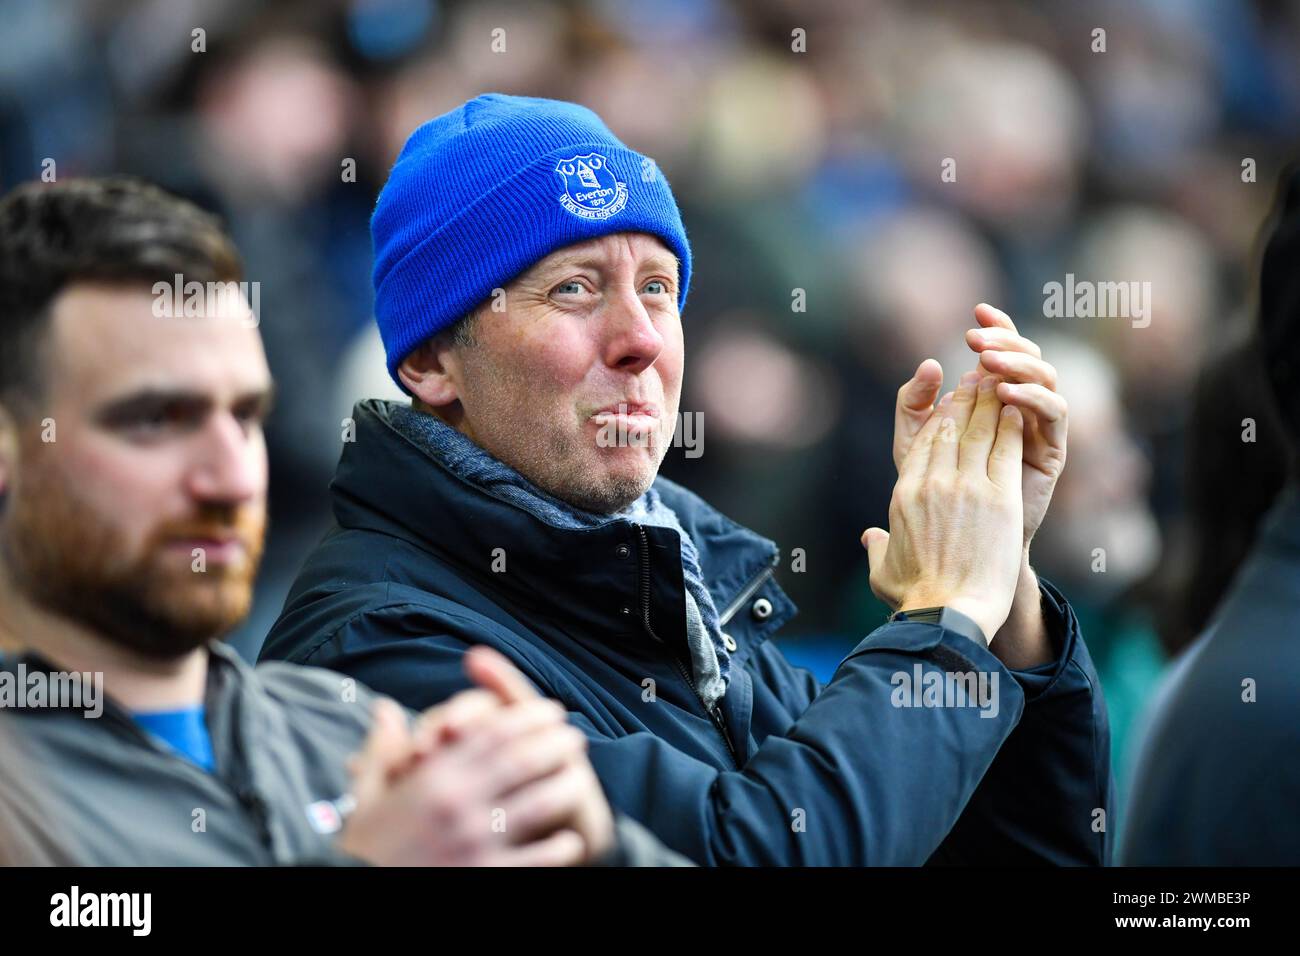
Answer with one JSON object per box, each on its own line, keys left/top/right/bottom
{"left": 2, "top": 0, "right": 1298, "bottom": 810}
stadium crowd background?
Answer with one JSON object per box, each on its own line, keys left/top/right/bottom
{"left": 2, "top": 0, "right": 1298, "bottom": 826}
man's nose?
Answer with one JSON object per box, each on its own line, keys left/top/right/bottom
{"left": 186, "top": 413, "right": 264, "bottom": 505}
{"left": 602, "top": 289, "right": 664, "bottom": 373}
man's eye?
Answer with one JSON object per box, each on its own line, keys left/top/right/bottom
{"left": 553, "top": 281, "right": 585, "bottom": 295}
{"left": 114, "top": 403, "right": 199, "bottom": 437}
{"left": 119, "top": 412, "right": 176, "bottom": 439}
{"left": 642, "top": 279, "right": 669, "bottom": 296}
{"left": 134, "top": 406, "right": 179, "bottom": 430}
{"left": 232, "top": 404, "right": 267, "bottom": 430}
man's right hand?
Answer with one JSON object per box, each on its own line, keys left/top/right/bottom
{"left": 337, "top": 648, "right": 612, "bottom": 866}
{"left": 862, "top": 373, "right": 1025, "bottom": 643}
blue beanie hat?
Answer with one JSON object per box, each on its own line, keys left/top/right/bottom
{"left": 371, "top": 93, "right": 692, "bottom": 387}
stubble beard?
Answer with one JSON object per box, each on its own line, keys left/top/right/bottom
{"left": 462, "top": 370, "right": 670, "bottom": 515}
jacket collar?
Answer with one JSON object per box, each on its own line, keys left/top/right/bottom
{"left": 1, "top": 640, "right": 247, "bottom": 725}
{"left": 332, "top": 400, "right": 794, "bottom": 654}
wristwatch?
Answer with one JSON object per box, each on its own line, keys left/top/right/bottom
{"left": 888, "top": 606, "right": 989, "bottom": 648}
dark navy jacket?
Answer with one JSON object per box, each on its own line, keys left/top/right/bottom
{"left": 261, "top": 400, "right": 1113, "bottom": 865}
{"left": 1121, "top": 484, "right": 1300, "bottom": 864}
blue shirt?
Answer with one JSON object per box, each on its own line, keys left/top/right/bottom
{"left": 132, "top": 705, "right": 215, "bottom": 773}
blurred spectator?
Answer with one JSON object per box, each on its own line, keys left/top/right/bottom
{"left": 894, "top": 35, "right": 1088, "bottom": 237}
{"left": 1153, "top": 334, "right": 1290, "bottom": 655}
{"left": 186, "top": 26, "right": 377, "bottom": 657}
{"left": 1073, "top": 206, "right": 1217, "bottom": 435}
{"left": 1121, "top": 164, "right": 1300, "bottom": 864}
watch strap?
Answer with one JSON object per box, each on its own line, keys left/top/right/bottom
{"left": 889, "top": 605, "right": 989, "bottom": 648}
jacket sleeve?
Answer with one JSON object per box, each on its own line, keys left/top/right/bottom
{"left": 924, "top": 578, "right": 1113, "bottom": 865}
{"left": 297, "top": 602, "right": 1044, "bottom": 865}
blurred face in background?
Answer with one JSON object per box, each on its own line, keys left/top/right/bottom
{"left": 1026, "top": 338, "right": 1160, "bottom": 597}
{"left": 0, "top": 284, "right": 271, "bottom": 657}
{"left": 196, "top": 36, "right": 357, "bottom": 205}
{"left": 401, "top": 232, "right": 683, "bottom": 514}
{"left": 1077, "top": 208, "right": 1215, "bottom": 411}
{"left": 846, "top": 208, "right": 1002, "bottom": 374}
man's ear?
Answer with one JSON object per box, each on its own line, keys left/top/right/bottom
{"left": 397, "top": 337, "right": 462, "bottom": 408}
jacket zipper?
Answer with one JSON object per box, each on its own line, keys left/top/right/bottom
{"left": 634, "top": 524, "right": 739, "bottom": 768}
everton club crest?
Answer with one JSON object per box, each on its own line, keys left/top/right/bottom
{"left": 555, "top": 152, "right": 629, "bottom": 220}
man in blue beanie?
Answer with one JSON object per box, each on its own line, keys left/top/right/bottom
{"left": 263, "top": 94, "right": 1112, "bottom": 865}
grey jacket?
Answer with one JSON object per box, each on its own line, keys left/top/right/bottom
{"left": 0, "top": 642, "right": 688, "bottom": 866}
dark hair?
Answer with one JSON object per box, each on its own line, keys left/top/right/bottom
{"left": 0, "top": 177, "right": 242, "bottom": 414}
{"left": 1258, "top": 162, "right": 1300, "bottom": 454}
{"left": 1155, "top": 334, "right": 1291, "bottom": 655}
